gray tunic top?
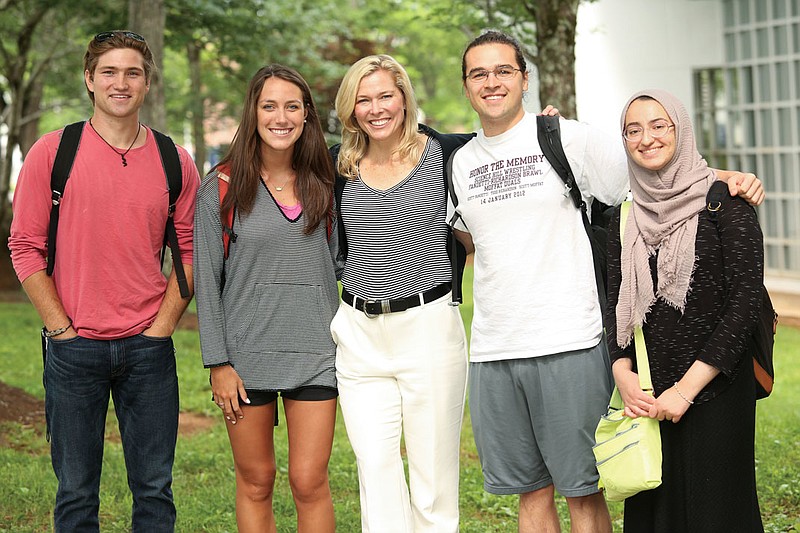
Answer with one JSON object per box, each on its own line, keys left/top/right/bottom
{"left": 194, "top": 169, "right": 339, "bottom": 390}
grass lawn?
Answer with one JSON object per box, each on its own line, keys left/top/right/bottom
{"left": 1, "top": 267, "right": 798, "bottom": 532}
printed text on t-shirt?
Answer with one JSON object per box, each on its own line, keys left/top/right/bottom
{"left": 466, "top": 154, "right": 546, "bottom": 204}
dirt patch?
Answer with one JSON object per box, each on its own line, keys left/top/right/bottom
{"left": 780, "top": 315, "right": 800, "bottom": 329}
{"left": 105, "top": 411, "right": 216, "bottom": 443}
{"left": 177, "top": 311, "right": 198, "bottom": 331}
{"left": 0, "top": 245, "right": 21, "bottom": 291}
{"left": 0, "top": 381, "right": 45, "bottom": 428}
{"left": 0, "top": 289, "right": 29, "bottom": 302}
{"left": 177, "top": 410, "right": 216, "bottom": 434}
{"left": 0, "top": 381, "right": 216, "bottom": 451}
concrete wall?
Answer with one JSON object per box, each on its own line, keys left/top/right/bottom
{"left": 575, "top": 0, "right": 724, "bottom": 134}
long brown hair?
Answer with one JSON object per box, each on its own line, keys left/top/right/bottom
{"left": 218, "top": 64, "right": 334, "bottom": 234}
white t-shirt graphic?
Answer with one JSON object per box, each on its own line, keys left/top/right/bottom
{"left": 448, "top": 113, "right": 628, "bottom": 362}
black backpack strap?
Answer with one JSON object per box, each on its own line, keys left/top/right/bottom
{"left": 445, "top": 143, "right": 469, "bottom": 304}
{"left": 445, "top": 145, "right": 461, "bottom": 212}
{"left": 537, "top": 115, "right": 584, "bottom": 210}
{"left": 47, "top": 121, "right": 85, "bottom": 276}
{"left": 152, "top": 129, "right": 190, "bottom": 299}
{"left": 421, "top": 124, "right": 474, "bottom": 305}
{"left": 705, "top": 179, "right": 727, "bottom": 221}
{"left": 330, "top": 144, "right": 348, "bottom": 263}
{"left": 536, "top": 115, "right": 607, "bottom": 311}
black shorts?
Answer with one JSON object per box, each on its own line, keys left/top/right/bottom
{"left": 249, "top": 386, "right": 338, "bottom": 426}
{"left": 211, "top": 386, "right": 337, "bottom": 426}
{"left": 245, "top": 386, "right": 338, "bottom": 406}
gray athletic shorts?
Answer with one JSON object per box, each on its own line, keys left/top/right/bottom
{"left": 469, "top": 340, "right": 613, "bottom": 497}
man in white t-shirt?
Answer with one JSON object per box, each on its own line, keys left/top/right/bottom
{"left": 448, "top": 30, "right": 764, "bottom": 533}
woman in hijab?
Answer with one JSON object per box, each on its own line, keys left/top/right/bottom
{"left": 605, "top": 89, "right": 764, "bottom": 532}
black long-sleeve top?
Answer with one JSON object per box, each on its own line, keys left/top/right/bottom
{"left": 605, "top": 185, "right": 764, "bottom": 404}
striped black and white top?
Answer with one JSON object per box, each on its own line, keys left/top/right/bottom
{"left": 194, "top": 170, "right": 339, "bottom": 390}
{"left": 340, "top": 137, "right": 451, "bottom": 299}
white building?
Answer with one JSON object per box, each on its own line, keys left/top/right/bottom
{"left": 575, "top": 0, "right": 800, "bottom": 292}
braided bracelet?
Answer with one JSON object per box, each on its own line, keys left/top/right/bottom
{"left": 673, "top": 382, "right": 694, "bottom": 405}
{"left": 43, "top": 319, "right": 72, "bottom": 338}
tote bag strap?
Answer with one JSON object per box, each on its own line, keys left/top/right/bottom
{"left": 619, "top": 201, "right": 653, "bottom": 393}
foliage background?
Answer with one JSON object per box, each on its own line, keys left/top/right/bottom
{"left": 0, "top": 0, "right": 584, "bottom": 273}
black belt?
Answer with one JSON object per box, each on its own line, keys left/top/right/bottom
{"left": 342, "top": 283, "right": 451, "bottom": 318}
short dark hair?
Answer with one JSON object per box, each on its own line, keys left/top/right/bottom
{"left": 83, "top": 30, "right": 155, "bottom": 103}
{"left": 462, "top": 30, "right": 527, "bottom": 81}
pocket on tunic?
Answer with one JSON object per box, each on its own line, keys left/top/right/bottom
{"left": 234, "top": 282, "right": 333, "bottom": 354}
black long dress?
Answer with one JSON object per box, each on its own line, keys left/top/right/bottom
{"left": 605, "top": 189, "right": 764, "bottom": 533}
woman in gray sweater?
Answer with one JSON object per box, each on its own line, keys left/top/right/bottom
{"left": 193, "top": 65, "right": 339, "bottom": 533}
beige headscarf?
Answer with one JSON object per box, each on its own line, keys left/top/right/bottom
{"left": 615, "top": 89, "right": 716, "bottom": 348}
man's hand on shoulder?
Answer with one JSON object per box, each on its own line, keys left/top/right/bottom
{"left": 715, "top": 170, "right": 765, "bottom": 206}
{"left": 539, "top": 105, "right": 560, "bottom": 117}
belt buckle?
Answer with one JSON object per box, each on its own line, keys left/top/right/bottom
{"left": 362, "top": 298, "right": 392, "bottom": 318}
{"left": 363, "top": 299, "right": 379, "bottom": 319}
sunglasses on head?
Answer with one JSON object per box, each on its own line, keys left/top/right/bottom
{"left": 94, "top": 31, "right": 146, "bottom": 43}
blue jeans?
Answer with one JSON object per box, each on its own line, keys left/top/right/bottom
{"left": 45, "top": 333, "right": 179, "bottom": 533}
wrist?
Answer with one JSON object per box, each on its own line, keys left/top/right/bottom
{"left": 43, "top": 319, "right": 73, "bottom": 338}
{"left": 673, "top": 382, "right": 695, "bottom": 405}
{"left": 612, "top": 358, "right": 634, "bottom": 375}
{"left": 145, "top": 321, "right": 174, "bottom": 337}
{"left": 52, "top": 326, "right": 75, "bottom": 339}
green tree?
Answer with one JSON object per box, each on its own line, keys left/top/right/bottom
{"left": 1, "top": 1, "right": 56, "bottom": 235}
{"left": 0, "top": 1, "right": 113, "bottom": 241}
{"left": 129, "top": 0, "right": 167, "bottom": 131}
{"left": 0, "top": 0, "right": 122, "bottom": 286}
{"left": 1, "top": 0, "right": 546, "bottom": 268}
{"left": 450, "top": 0, "right": 589, "bottom": 119}
{"left": 322, "top": 0, "right": 478, "bottom": 132}
{"left": 163, "top": 0, "right": 358, "bottom": 171}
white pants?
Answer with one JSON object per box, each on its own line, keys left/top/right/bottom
{"left": 331, "top": 293, "right": 468, "bottom": 533}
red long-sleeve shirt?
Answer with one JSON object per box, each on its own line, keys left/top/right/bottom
{"left": 9, "top": 123, "right": 199, "bottom": 339}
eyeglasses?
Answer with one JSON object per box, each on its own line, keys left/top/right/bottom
{"left": 94, "top": 31, "right": 146, "bottom": 43}
{"left": 466, "top": 66, "right": 522, "bottom": 83}
{"left": 623, "top": 120, "right": 675, "bottom": 142}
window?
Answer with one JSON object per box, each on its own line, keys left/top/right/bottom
{"left": 774, "top": 25, "right": 788, "bottom": 55}
{"left": 702, "top": 3, "right": 800, "bottom": 278}
{"left": 776, "top": 62, "right": 790, "bottom": 100}
{"left": 773, "top": 0, "right": 787, "bottom": 18}
{"left": 755, "top": 0, "right": 768, "bottom": 22}
{"left": 757, "top": 28, "right": 770, "bottom": 57}
{"left": 760, "top": 109, "right": 774, "bottom": 145}
{"left": 757, "top": 64, "right": 772, "bottom": 101}
{"left": 742, "top": 66, "right": 754, "bottom": 103}
{"left": 738, "top": 0, "right": 751, "bottom": 23}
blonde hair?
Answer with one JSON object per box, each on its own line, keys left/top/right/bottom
{"left": 335, "top": 55, "right": 421, "bottom": 179}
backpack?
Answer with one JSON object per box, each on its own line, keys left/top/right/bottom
{"left": 48, "top": 121, "right": 190, "bottom": 298}
{"left": 536, "top": 115, "right": 615, "bottom": 310}
{"left": 335, "top": 125, "right": 474, "bottom": 304}
{"left": 706, "top": 180, "right": 777, "bottom": 399}
{"left": 446, "top": 116, "right": 615, "bottom": 310}
{"left": 217, "top": 171, "right": 236, "bottom": 260}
